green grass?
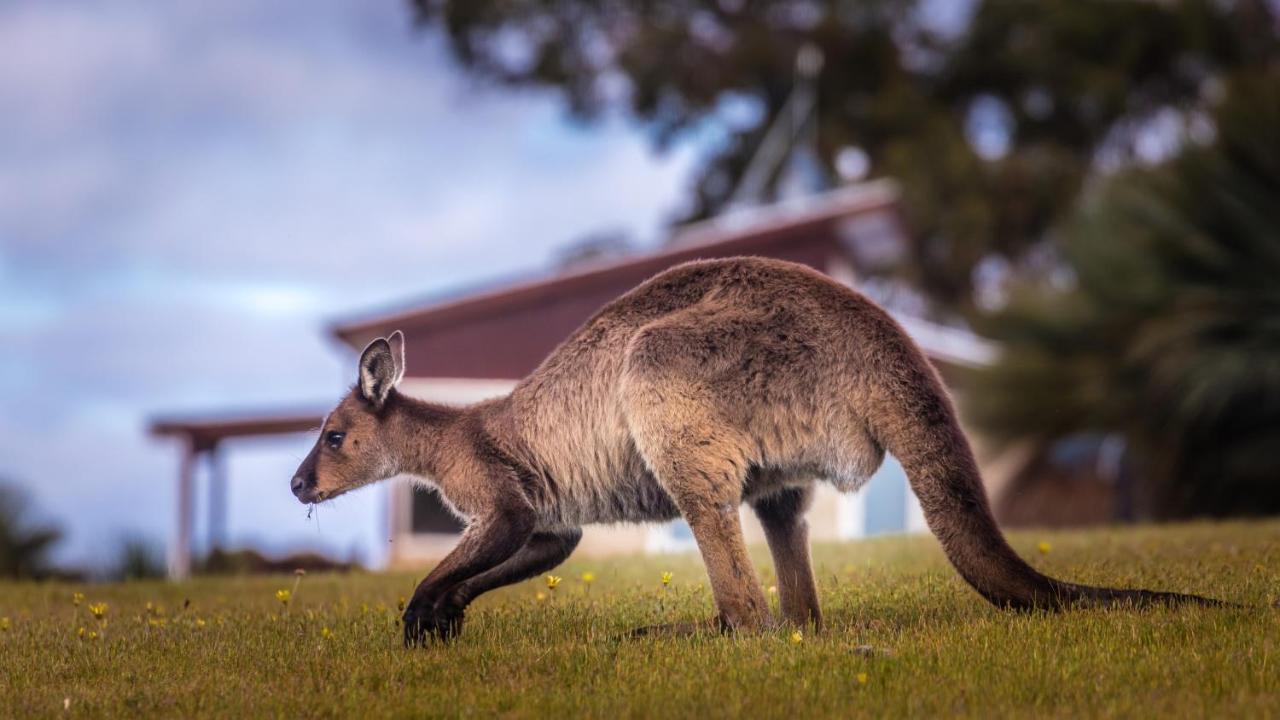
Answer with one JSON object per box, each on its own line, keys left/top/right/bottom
{"left": 2, "top": 520, "right": 1277, "bottom": 718}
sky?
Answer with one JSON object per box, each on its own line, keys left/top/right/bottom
{"left": 0, "top": 0, "right": 702, "bottom": 570}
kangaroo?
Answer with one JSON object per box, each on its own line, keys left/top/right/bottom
{"left": 290, "top": 256, "right": 1220, "bottom": 645}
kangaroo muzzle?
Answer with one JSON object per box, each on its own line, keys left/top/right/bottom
{"left": 291, "top": 472, "right": 320, "bottom": 503}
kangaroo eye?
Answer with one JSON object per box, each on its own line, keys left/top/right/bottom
{"left": 324, "top": 431, "right": 346, "bottom": 450}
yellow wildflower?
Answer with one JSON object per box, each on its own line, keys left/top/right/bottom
{"left": 857, "top": 672, "right": 868, "bottom": 685}
{"left": 72, "top": 592, "right": 85, "bottom": 607}
{"left": 88, "top": 603, "right": 107, "bottom": 621}
{"left": 77, "top": 627, "right": 86, "bottom": 638}
{"left": 397, "top": 597, "right": 406, "bottom": 612}
{"left": 535, "top": 591, "right": 548, "bottom": 602}
{"left": 1037, "top": 541, "right": 1052, "bottom": 555}
{"left": 790, "top": 630, "right": 803, "bottom": 644}
{"left": 195, "top": 618, "right": 206, "bottom": 628}
{"left": 275, "top": 589, "right": 291, "bottom": 606}
{"left": 580, "top": 571, "right": 595, "bottom": 584}
{"left": 0, "top": 617, "right": 10, "bottom": 632}
{"left": 321, "top": 627, "right": 332, "bottom": 639}
{"left": 87, "top": 630, "right": 98, "bottom": 641}
{"left": 661, "top": 571, "right": 673, "bottom": 587}
{"left": 147, "top": 618, "right": 166, "bottom": 628}
{"left": 546, "top": 575, "right": 562, "bottom": 590}
{"left": 768, "top": 585, "right": 778, "bottom": 595}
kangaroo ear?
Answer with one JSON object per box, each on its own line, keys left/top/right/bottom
{"left": 386, "top": 330, "right": 406, "bottom": 385}
{"left": 358, "top": 332, "right": 405, "bottom": 408}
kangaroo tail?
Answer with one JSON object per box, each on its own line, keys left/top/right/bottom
{"left": 863, "top": 317, "right": 1224, "bottom": 611}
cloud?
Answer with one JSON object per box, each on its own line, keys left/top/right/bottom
{"left": 0, "top": 0, "right": 696, "bottom": 566}
{"left": 0, "top": 0, "right": 694, "bottom": 284}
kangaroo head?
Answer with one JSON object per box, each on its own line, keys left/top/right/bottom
{"left": 291, "top": 331, "right": 406, "bottom": 505}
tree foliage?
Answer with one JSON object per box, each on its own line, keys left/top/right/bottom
{"left": 111, "top": 536, "right": 166, "bottom": 582}
{"left": 964, "top": 71, "right": 1280, "bottom": 518}
{"left": 409, "top": 0, "right": 1276, "bottom": 314}
{"left": 0, "top": 482, "right": 63, "bottom": 579}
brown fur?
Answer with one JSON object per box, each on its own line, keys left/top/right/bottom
{"left": 291, "top": 257, "right": 1223, "bottom": 645}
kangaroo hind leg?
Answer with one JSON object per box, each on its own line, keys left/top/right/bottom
{"left": 652, "top": 440, "right": 772, "bottom": 631}
{"left": 623, "top": 396, "right": 771, "bottom": 631}
{"left": 752, "top": 484, "right": 822, "bottom": 630}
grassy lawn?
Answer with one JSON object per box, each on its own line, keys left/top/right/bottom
{"left": 2, "top": 520, "right": 1277, "bottom": 718}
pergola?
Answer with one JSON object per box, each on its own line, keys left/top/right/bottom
{"left": 150, "top": 412, "right": 323, "bottom": 579}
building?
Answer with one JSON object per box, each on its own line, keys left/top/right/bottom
{"left": 152, "top": 180, "right": 1034, "bottom": 576}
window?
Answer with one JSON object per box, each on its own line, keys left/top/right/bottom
{"left": 837, "top": 454, "right": 914, "bottom": 539}
{"left": 863, "top": 454, "right": 908, "bottom": 536}
{"left": 410, "top": 487, "right": 465, "bottom": 535}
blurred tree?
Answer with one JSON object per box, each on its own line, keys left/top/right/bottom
{"left": 408, "top": 0, "right": 1276, "bottom": 316}
{"left": 0, "top": 482, "right": 63, "bottom": 579}
{"left": 555, "top": 230, "right": 634, "bottom": 268}
{"left": 111, "top": 535, "right": 166, "bottom": 582}
{"left": 964, "top": 71, "right": 1280, "bottom": 518}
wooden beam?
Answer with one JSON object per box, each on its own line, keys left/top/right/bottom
{"left": 150, "top": 413, "right": 323, "bottom": 446}
{"left": 207, "top": 443, "right": 227, "bottom": 556}
{"left": 170, "top": 442, "right": 197, "bottom": 580}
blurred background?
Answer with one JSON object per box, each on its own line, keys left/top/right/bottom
{"left": 1, "top": 0, "right": 1276, "bottom": 582}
